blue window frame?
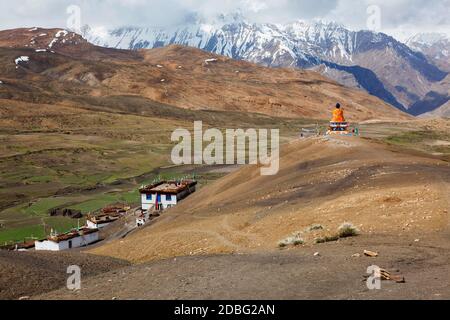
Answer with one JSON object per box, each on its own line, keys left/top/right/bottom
{"left": 166, "top": 194, "right": 173, "bottom": 201}
{"left": 146, "top": 194, "right": 153, "bottom": 201}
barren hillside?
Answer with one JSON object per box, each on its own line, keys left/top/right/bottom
{"left": 0, "top": 28, "right": 410, "bottom": 121}
{"left": 90, "top": 135, "right": 450, "bottom": 263}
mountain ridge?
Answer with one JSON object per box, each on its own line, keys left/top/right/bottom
{"left": 0, "top": 27, "right": 410, "bottom": 122}
{"left": 81, "top": 18, "right": 449, "bottom": 116}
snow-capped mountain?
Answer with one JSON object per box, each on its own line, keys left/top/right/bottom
{"left": 82, "top": 15, "right": 449, "bottom": 115}
{"left": 82, "top": 18, "right": 390, "bottom": 68}
{"left": 407, "top": 33, "right": 450, "bottom": 72}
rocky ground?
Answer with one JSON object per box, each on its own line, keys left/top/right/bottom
{"left": 0, "top": 250, "right": 129, "bottom": 300}
{"left": 2, "top": 130, "right": 449, "bottom": 301}
{"left": 36, "top": 233, "right": 450, "bottom": 300}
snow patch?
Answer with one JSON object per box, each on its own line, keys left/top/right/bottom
{"left": 48, "top": 30, "right": 69, "bottom": 48}
{"left": 35, "top": 49, "right": 47, "bottom": 52}
{"left": 56, "top": 30, "right": 69, "bottom": 38}
{"left": 48, "top": 38, "right": 58, "bottom": 48}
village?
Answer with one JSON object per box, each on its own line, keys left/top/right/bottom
{"left": 1, "top": 179, "right": 197, "bottom": 252}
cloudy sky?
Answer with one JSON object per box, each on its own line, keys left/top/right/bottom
{"left": 0, "top": 0, "right": 448, "bottom": 41}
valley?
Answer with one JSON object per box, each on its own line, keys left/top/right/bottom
{"left": 0, "top": 26, "right": 449, "bottom": 301}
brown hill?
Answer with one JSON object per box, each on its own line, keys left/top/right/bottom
{"left": 0, "top": 28, "right": 410, "bottom": 121}
{"left": 89, "top": 135, "right": 450, "bottom": 263}
{"left": 0, "top": 27, "right": 138, "bottom": 61}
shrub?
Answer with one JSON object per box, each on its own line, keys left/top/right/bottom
{"left": 338, "top": 222, "right": 359, "bottom": 238}
{"left": 306, "top": 224, "right": 324, "bottom": 232}
{"left": 314, "top": 235, "right": 340, "bottom": 244}
{"left": 278, "top": 232, "right": 304, "bottom": 248}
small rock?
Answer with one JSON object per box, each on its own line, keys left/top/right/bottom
{"left": 352, "top": 253, "right": 361, "bottom": 258}
{"left": 18, "top": 296, "right": 30, "bottom": 300}
{"left": 414, "top": 239, "right": 420, "bottom": 242}
{"left": 313, "top": 252, "right": 320, "bottom": 257}
{"left": 364, "top": 250, "right": 379, "bottom": 257}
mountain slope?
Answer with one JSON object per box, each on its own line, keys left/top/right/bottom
{"left": 82, "top": 18, "right": 449, "bottom": 114}
{"left": 407, "top": 33, "right": 450, "bottom": 72}
{"left": 422, "top": 101, "right": 450, "bottom": 118}
{"left": 0, "top": 28, "right": 409, "bottom": 121}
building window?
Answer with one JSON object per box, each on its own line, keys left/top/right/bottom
{"left": 166, "top": 194, "right": 172, "bottom": 201}
{"left": 146, "top": 194, "right": 153, "bottom": 201}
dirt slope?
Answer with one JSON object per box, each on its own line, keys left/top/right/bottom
{"left": 0, "top": 250, "right": 129, "bottom": 300}
{"left": 89, "top": 136, "right": 450, "bottom": 263}
{"left": 132, "top": 45, "right": 409, "bottom": 120}
{"left": 37, "top": 233, "right": 450, "bottom": 300}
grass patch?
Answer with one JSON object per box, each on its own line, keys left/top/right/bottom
{"left": 0, "top": 225, "right": 45, "bottom": 244}
{"left": 23, "top": 198, "right": 72, "bottom": 217}
{"left": 338, "top": 222, "right": 360, "bottom": 238}
{"left": 315, "top": 222, "right": 359, "bottom": 244}
{"left": 0, "top": 216, "right": 83, "bottom": 244}
{"left": 314, "top": 235, "right": 340, "bottom": 244}
{"left": 70, "top": 191, "right": 140, "bottom": 213}
{"left": 278, "top": 232, "right": 304, "bottom": 248}
{"left": 385, "top": 130, "right": 442, "bottom": 145}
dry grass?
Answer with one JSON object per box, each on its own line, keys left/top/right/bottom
{"left": 338, "top": 222, "right": 360, "bottom": 238}
{"left": 278, "top": 232, "right": 304, "bottom": 248}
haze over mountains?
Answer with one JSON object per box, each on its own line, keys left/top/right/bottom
{"left": 81, "top": 13, "right": 450, "bottom": 117}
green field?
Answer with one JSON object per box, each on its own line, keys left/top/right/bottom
{"left": 0, "top": 217, "right": 86, "bottom": 244}
{"left": 385, "top": 130, "right": 450, "bottom": 158}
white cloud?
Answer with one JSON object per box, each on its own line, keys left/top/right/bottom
{"left": 0, "top": 0, "right": 448, "bottom": 41}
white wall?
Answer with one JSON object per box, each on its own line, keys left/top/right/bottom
{"left": 87, "top": 220, "right": 111, "bottom": 229}
{"left": 161, "top": 194, "right": 177, "bottom": 209}
{"left": 35, "top": 240, "right": 61, "bottom": 251}
{"left": 141, "top": 193, "right": 178, "bottom": 210}
{"left": 141, "top": 193, "right": 154, "bottom": 211}
{"left": 35, "top": 232, "right": 99, "bottom": 251}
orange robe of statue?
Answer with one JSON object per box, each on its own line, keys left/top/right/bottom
{"left": 332, "top": 108, "right": 345, "bottom": 122}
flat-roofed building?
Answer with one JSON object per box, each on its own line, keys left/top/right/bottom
{"left": 139, "top": 180, "right": 197, "bottom": 211}
{"left": 35, "top": 227, "right": 99, "bottom": 251}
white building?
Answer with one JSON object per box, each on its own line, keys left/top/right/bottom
{"left": 86, "top": 214, "right": 120, "bottom": 229}
{"left": 35, "top": 228, "right": 99, "bottom": 251}
{"left": 140, "top": 180, "right": 197, "bottom": 211}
